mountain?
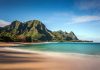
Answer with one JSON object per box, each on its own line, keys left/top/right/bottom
{"left": 52, "top": 30, "right": 78, "bottom": 41}
{"left": 67, "top": 31, "right": 78, "bottom": 40}
{"left": 0, "top": 20, "right": 79, "bottom": 42}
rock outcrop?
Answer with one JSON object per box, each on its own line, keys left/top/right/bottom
{"left": 0, "top": 20, "right": 79, "bottom": 42}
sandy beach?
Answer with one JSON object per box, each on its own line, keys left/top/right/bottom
{"left": 0, "top": 46, "right": 100, "bottom": 70}
{"left": 0, "top": 42, "right": 54, "bottom": 47}
{"left": 0, "top": 42, "right": 20, "bottom": 47}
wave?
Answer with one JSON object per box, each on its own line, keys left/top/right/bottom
{"left": 2, "top": 47, "right": 100, "bottom": 58}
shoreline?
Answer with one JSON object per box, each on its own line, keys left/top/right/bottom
{"left": 0, "top": 42, "right": 100, "bottom": 57}
{"left": 0, "top": 42, "right": 59, "bottom": 47}
{"left": 1, "top": 41, "right": 99, "bottom": 47}
{"left": 0, "top": 47, "right": 100, "bottom": 70}
{"left": 2, "top": 47, "right": 100, "bottom": 58}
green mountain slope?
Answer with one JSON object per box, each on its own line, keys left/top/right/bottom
{"left": 0, "top": 20, "right": 79, "bottom": 42}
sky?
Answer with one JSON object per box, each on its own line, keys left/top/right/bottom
{"left": 0, "top": 0, "right": 100, "bottom": 42}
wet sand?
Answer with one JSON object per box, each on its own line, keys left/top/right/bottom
{"left": 0, "top": 42, "right": 19, "bottom": 47}
{"left": 0, "top": 47, "right": 100, "bottom": 70}
{"left": 0, "top": 42, "right": 51, "bottom": 47}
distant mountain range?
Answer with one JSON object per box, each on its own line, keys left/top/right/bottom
{"left": 0, "top": 20, "right": 79, "bottom": 42}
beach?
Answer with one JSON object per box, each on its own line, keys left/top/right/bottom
{"left": 0, "top": 42, "right": 54, "bottom": 47}
{"left": 0, "top": 45, "right": 100, "bottom": 70}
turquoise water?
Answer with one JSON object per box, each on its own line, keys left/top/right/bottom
{"left": 15, "top": 42, "right": 100, "bottom": 55}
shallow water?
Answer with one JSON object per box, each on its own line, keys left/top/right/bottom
{"left": 15, "top": 42, "right": 100, "bottom": 55}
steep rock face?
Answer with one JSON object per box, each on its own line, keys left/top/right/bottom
{"left": 22, "top": 20, "right": 53, "bottom": 41}
{"left": 1, "top": 20, "right": 23, "bottom": 34}
{"left": 52, "top": 30, "right": 78, "bottom": 41}
{"left": 67, "top": 31, "right": 78, "bottom": 40}
{"left": 0, "top": 20, "right": 79, "bottom": 42}
{"left": 0, "top": 27, "right": 2, "bottom": 33}
{"left": 0, "top": 20, "right": 54, "bottom": 41}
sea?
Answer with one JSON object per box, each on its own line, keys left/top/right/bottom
{"left": 14, "top": 42, "right": 100, "bottom": 55}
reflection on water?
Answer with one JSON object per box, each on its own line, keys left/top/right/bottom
{"left": 15, "top": 42, "right": 100, "bottom": 55}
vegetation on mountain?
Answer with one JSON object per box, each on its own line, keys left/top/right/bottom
{"left": 0, "top": 20, "right": 79, "bottom": 42}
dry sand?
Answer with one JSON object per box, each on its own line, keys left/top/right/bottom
{"left": 0, "top": 47, "right": 100, "bottom": 70}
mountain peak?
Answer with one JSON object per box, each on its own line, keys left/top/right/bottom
{"left": 69, "top": 31, "right": 75, "bottom": 35}
{"left": 68, "top": 31, "right": 78, "bottom": 40}
{"left": 11, "top": 20, "right": 22, "bottom": 26}
{"left": 26, "top": 20, "right": 42, "bottom": 24}
{"left": 0, "top": 20, "right": 79, "bottom": 42}
{"left": 12, "top": 20, "right": 21, "bottom": 23}
{"left": 32, "top": 20, "right": 43, "bottom": 25}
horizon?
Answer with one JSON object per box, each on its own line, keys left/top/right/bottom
{"left": 0, "top": 0, "right": 100, "bottom": 42}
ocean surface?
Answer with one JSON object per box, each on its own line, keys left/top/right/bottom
{"left": 15, "top": 42, "right": 100, "bottom": 55}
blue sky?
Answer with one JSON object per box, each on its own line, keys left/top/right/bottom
{"left": 0, "top": 0, "right": 100, "bottom": 42}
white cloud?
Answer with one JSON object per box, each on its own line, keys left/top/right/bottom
{"left": 71, "top": 16, "right": 100, "bottom": 24}
{"left": 0, "top": 20, "right": 10, "bottom": 27}
{"left": 43, "top": 12, "right": 100, "bottom": 24}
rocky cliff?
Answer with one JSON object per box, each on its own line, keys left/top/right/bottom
{"left": 0, "top": 20, "right": 78, "bottom": 42}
